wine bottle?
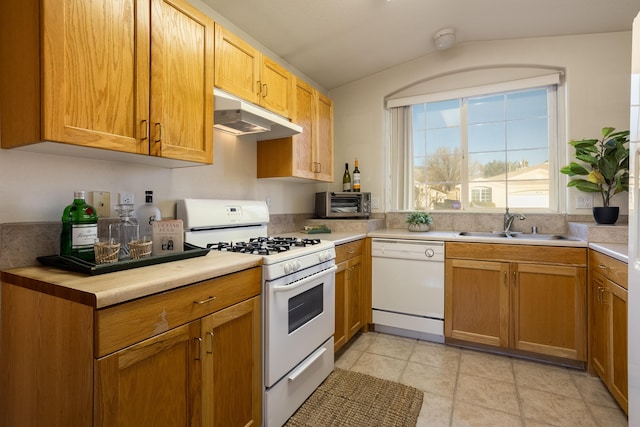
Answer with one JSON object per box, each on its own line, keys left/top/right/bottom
{"left": 136, "top": 190, "right": 162, "bottom": 241}
{"left": 60, "top": 191, "right": 98, "bottom": 262}
{"left": 353, "top": 159, "right": 361, "bottom": 192}
{"left": 342, "top": 163, "right": 351, "bottom": 192}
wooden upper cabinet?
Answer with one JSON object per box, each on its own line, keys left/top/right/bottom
{"left": 260, "top": 56, "right": 293, "bottom": 118}
{"left": 150, "top": 0, "right": 214, "bottom": 164}
{"left": 214, "top": 23, "right": 292, "bottom": 118}
{"left": 257, "top": 78, "right": 334, "bottom": 182}
{"left": 214, "top": 24, "right": 261, "bottom": 105}
{"left": 0, "top": 0, "right": 214, "bottom": 164}
{"left": 315, "top": 90, "right": 334, "bottom": 181}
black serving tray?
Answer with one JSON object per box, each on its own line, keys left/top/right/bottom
{"left": 37, "top": 243, "right": 209, "bottom": 276}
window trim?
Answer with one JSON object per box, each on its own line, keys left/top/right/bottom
{"left": 387, "top": 73, "right": 561, "bottom": 109}
{"left": 387, "top": 79, "right": 562, "bottom": 213}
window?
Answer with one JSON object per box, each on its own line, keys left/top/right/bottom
{"left": 389, "top": 82, "right": 558, "bottom": 212}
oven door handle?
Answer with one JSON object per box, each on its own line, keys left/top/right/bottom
{"left": 272, "top": 265, "right": 337, "bottom": 293}
{"left": 287, "top": 346, "right": 327, "bottom": 382}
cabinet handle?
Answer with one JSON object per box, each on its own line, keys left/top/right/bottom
{"left": 598, "top": 264, "right": 609, "bottom": 270}
{"left": 601, "top": 288, "right": 610, "bottom": 304}
{"left": 262, "top": 83, "right": 268, "bottom": 97}
{"left": 194, "top": 337, "right": 202, "bottom": 360}
{"left": 256, "top": 80, "right": 262, "bottom": 95}
{"left": 348, "top": 250, "right": 355, "bottom": 254}
{"left": 193, "top": 296, "right": 216, "bottom": 305}
{"left": 206, "top": 331, "right": 214, "bottom": 355}
{"left": 141, "top": 120, "right": 148, "bottom": 140}
{"left": 154, "top": 122, "right": 162, "bottom": 142}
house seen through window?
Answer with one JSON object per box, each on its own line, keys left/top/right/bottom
{"left": 389, "top": 83, "right": 558, "bottom": 212}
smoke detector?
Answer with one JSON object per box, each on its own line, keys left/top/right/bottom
{"left": 434, "top": 28, "right": 456, "bottom": 50}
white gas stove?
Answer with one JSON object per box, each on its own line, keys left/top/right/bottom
{"left": 176, "top": 199, "right": 336, "bottom": 426}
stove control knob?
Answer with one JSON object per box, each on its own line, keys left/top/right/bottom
{"left": 284, "top": 260, "right": 302, "bottom": 274}
{"left": 284, "top": 262, "right": 294, "bottom": 274}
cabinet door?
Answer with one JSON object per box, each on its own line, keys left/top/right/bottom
{"left": 291, "top": 79, "right": 317, "bottom": 179}
{"left": 512, "top": 263, "right": 587, "bottom": 361}
{"left": 150, "top": 0, "right": 214, "bottom": 164}
{"left": 445, "top": 259, "right": 509, "bottom": 347}
{"left": 314, "top": 91, "right": 334, "bottom": 182}
{"left": 347, "top": 255, "right": 363, "bottom": 339}
{"left": 334, "top": 260, "right": 348, "bottom": 352}
{"left": 608, "top": 281, "right": 628, "bottom": 412}
{"left": 214, "top": 24, "right": 260, "bottom": 104}
{"left": 201, "top": 296, "right": 262, "bottom": 427}
{"left": 589, "top": 270, "right": 609, "bottom": 379}
{"left": 260, "top": 56, "right": 292, "bottom": 118}
{"left": 42, "top": 0, "right": 150, "bottom": 154}
{"left": 95, "top": 322, "right": 201, "bottom": 427}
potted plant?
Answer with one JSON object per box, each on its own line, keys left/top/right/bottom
{"left": 560, "top": 126, "right": 630, "bottom": 224}
{"left": 406, "top": 211, "right": 433, "bottom": 232}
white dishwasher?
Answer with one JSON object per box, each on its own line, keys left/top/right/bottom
{"left": 371, "top": 238, "right": 444, "bottom": 343}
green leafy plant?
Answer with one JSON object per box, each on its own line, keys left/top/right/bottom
{"left": 560, "top": 127, "right": 630, "bottom": 207}
{"left": 406, "top": 211, "right": 433, "bottom": 225}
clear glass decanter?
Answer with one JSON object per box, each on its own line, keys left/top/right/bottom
{"left": 109, "top": 204, "right": 139, "bottom": 260}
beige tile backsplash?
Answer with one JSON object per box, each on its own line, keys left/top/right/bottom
{"left": 0, "top": 212, "right": 628, "bottom": 269}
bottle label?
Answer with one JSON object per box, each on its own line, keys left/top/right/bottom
{"left": 353, "top": 173, "right": 361, "bottom": 190}
{"left": 71, "top": 224, "right": 98, "bottom": 248}
{"left": 343, "top": 182, "right": 350, "bottom": 191}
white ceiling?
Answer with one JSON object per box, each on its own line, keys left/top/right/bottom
{"left": 201, "top": 0, "right": 640, "bottom": 91}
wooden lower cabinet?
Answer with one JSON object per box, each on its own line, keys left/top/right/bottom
{"left": 589, "top": 250, "right": 628, "bottom": 414}
{"left": 334, "top": 239, "right": 365, "bottom": 352}
{"left": 95, "top": 323, "right": 201, "bottom": 426}
{"left": 1, "top": 267, "right": 262, "bottom": 427}
{"left": 445, "top": 242, "right": 587, "bottom": 362}
{"left": 445, "top": 259, "right": 510, "bottom": 347}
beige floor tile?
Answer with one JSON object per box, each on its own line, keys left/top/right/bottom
{"left": 455, "top": 373, "right": 521, "bottom": 416}
{"left": 588, "top": 402, "right": 629, "bottom": 426}
{"left": 366, "top": 333, "right": 417, "bottom": 360}
{"left": 570, "top": 370, "right": 620, "bottom": 409}
{"left": 334, "top": 347, "right": 362, "bottom": 370}
{"left": 410, "top": 340, "right": 461, "bottom": 371}
{"left": 399, "top": 360, "right": 458, "bottom": 399}
{"left": 518, "top": 387, "right": 597, "bottom": 427}
{"left": 349, "top": 351, "right": 407, "bottom": 382}
{"left": 513, "top": 359, "right": 581, "bottom": 399}
{"left": 452, "top": 400, "right": 524, "bottom": 426}
{"left": 416, "top": 391, "right": 453, "bottom": 427}
{"left": 459, "top": 348, "right": 515, "bottom": 383}
{"left": 346, "top": 331, "right": 377, "bottom": 352}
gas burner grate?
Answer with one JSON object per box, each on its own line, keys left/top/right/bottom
{"left": 206, "top": 237, "right": 321, "bottom": 255}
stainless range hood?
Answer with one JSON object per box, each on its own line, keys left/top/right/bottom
{"left": 213, "top": 88, "right": 302, "bottom": 140}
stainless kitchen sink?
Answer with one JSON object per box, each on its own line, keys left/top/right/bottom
{"left": 456, "top": 231, "right": 570, "bottom": 240}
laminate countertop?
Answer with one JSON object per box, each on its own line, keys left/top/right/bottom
{"left": 1, "top": 250, "right": 263, "bottom": 309}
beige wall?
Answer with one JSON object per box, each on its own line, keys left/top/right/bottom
{"left": 0, "top": 32, "right": 632, "bottom": 224}
{"left": 328, "top": 32, "right": 633, "bottom": 215}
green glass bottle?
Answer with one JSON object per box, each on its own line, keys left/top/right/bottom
{"left": 60, "top": 191, "right": 99, "bottom": 262}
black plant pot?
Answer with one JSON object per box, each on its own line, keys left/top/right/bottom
{"left": 592, "top": 206, "right": 619, "bottom": 225}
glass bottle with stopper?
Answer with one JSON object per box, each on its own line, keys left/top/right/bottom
{"left": 109, "top": 204, "right": 139, "bottom": 260}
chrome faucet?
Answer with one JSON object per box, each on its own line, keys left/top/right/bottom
{"left": 504, "top": 208, "right": 526, "bottom": 233}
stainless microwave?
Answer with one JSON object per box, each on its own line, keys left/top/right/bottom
{"left": 315, "top": 192, "right": 371, "bottom": 218}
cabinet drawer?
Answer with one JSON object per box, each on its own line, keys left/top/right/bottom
{"left": 590, "top": 250, "right": 628, "bottom": 289}
{"left": 95, "top": 267, "right": 261, "bottom": 357}
{"left": 335, "top": 239, "right": 363, "bottom": 263}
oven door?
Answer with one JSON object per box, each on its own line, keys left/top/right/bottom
{"left": 264, "top": 265, "right": 336, "bottom": 387}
